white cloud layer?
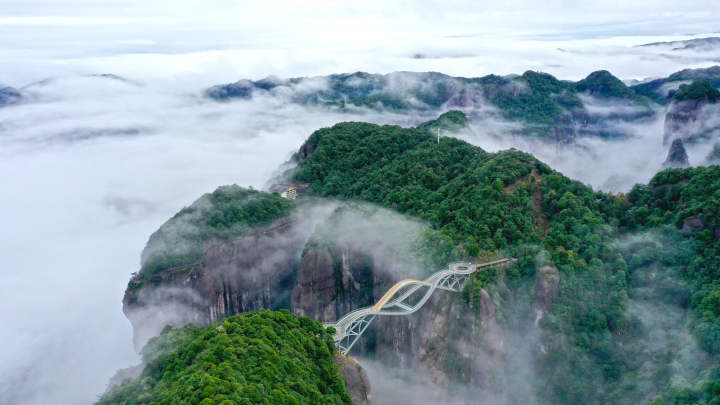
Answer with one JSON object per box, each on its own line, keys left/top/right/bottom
{"left": 1, "top": 1, "right": 720, "bottom": 403}
{"left": 1, "top": 1, "right": 719, "bottom": 84}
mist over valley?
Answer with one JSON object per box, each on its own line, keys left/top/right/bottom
{"left": 3, "top": 2, "right": 720, "bottom": 404}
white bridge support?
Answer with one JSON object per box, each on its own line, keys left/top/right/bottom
{"left": 324, "top": 258, "right": 516, "bottom": 355}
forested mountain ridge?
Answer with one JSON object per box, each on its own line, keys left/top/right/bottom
{"left": 117, "top": 115, "right": 720, "bottom": 404}
{"left": 205, "top": 66, "right": 720, "bottom": 148}
{"left": 290, "top": 121, "right": 720, "bottom": 403}
{"left": 633, "top": 66, "right": 720, "bottom": 105}
{"left": 206, "top": 69, "right": 664, "bottom": 142}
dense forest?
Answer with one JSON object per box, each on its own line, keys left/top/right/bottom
{"left": 291, "top": 120, "right": 720, "bottom": 404}
{"left": 99, "top": 311, "right": 351, "bottom": 405}
{"left": 207, "top": 68, "right": 668, "bottom": 141}
{"left": 671, "top": 79, "right": 720, "bottom": 103}
{"left": 115, "top": 115, "right": 720, "bottom": 404}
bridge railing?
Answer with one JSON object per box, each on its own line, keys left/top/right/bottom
{"left": 324, "top": 258, "right": 516, "bottom": 355}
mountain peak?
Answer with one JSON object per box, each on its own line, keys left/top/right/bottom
{"left": 672, "top": 78, "right": 720, "bottom": 103}
{"left": 663, "top": 138, "right": 690, "bottom": 168}
{"left": 576, "top": 70, "right": 637, "bottom": 99}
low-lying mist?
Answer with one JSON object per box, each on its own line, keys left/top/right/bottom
{"left": 0, "top": 76, "right": 417, "bottom": 404}
{"left": 1, "top": 41, "right": 718, "bottom": 403}
{"left": 457, "top": 113, "right": 668, "bottom": 192}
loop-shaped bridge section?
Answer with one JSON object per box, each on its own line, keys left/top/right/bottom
{"left": 324, "top": 258, "right": 516, "bottom": 354}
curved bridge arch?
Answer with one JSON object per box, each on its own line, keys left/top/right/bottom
{"left": 324, "top": 258, "right": 516, "bottom": 354}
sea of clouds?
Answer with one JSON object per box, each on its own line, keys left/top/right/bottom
{"left": 1, "top": 1, "right": 720, "bottom": 403}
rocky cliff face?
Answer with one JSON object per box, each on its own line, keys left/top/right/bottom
{"left": 121, "top": 133, "right": 567, "bottom": 402}
{"left": 291, "top": 245, "right": 375, "bottom": 323}
{"left": 663, "top": 139, "right": 690, "bottom": 169}
{"left": 335, "top": 355, "right": 372, "bottom": 405}
{"left": 706, "top": 143, "right": 720, "bottom": 165}
{"left": 124, "top": 208, "right": 560, "bottom": 401}
{"left": 123, "top": 215, "right": 311, "bottom": 350}
{"left": 533, "top": 265, "right": 560, "bottom": 325}
{"left": 663, "top": 98, "right": 720, "bottom": 145}
{"left": 290, "top": 240, "right": 561, "bottom": 402}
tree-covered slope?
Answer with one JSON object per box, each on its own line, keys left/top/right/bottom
{"left": 206, "top": 69, "right": 658, "bottom": 142}
{"left": 137, "top": 185, "right": 293, "bottom": 281}
{"left": 120, "top": 116, "right": 720, "bottom": 405}
{"left": 632, "top": 66, "right": 720, "bottom": 105}
{"left": 290, "top": 121, "right": 635, "bottom": 403}
{"left": 576, "top": 70, "right": 645, "bottom": 101}
{"left": 672, "top": 79, "right": 720, "bottom": 103}
{"left": 98, "top": 311, "right": 351, "bottom": 405}
{"left": 289, "top": 120, "right": 720, "bottom": 404}
{"left": 416, "top": 109, "right": 469, "bottom": 133}
{"left": 292, "top": 121, "right": 617, "bottom": 255}
{"left": 625, "top": 167, "right": 720, "bottom": 353}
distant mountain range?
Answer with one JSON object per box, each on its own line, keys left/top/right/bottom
{"left": 3, "top": 65, "right": 718, "bottom": 163}
{"left": 205, "top": 66, "right": 720, "bottom": 144}
{"left": 638, "top": 36, "right": 720, "bottom": 51}
{"left": 0, "top": 86, "right": 21, "bottom": 107}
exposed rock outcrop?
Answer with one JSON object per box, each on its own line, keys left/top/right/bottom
{"left": 706, "top": 143, "right": 720, "bottom": 165}
{"left": 663, "top": 79, "right": 720, "bottom": 145}
{"left": 123, "top": 215, "right": 311, "bottom": 350}
{"left": 205, "top": 80, "right": 254, "bottom": 100}
{"left": 533, "top": 265, "right": 560, "bottom": 325}
{"left": 292, "top": 245, "right": 375, "bottom": 323}
{"left": 336, "top": 355, "right": 372, "bottom": 405}
{"left": 663, "top": 139, "right": 690, "bottom": 169}
{"left": 682, "top": 216, "right": 707, "bottom": 233}
{"left": 663, "top": 99, "right": 720, "bottom": 145}
{"left": 0, "top": 86, "right": 21, "bottom": 107}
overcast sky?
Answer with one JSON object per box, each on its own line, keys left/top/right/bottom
{"left": 0, "top": 1, "right": 718, "bottom": 85}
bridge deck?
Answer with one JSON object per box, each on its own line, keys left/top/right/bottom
{"left": 372, "top": 279, "right": 431, "bottom": 312}
{"left": 325, "top": 258, "right": 517, "bottom": 354}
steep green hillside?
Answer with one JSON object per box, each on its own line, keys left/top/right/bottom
{"left": 98, "top": 311, "right": 350, "bottom": 405}
{"left": 291, "top": 121, "right": 720, "bottom": 404}
{"left": 292, "top": 121, "right": 616, "bottom": 254}
{"left": 631, "top": 66, "right": 720, "bottom": 104}
{"left": 672, "top": 79, "right": 720, "bottom": 103}
{"left": 207, "top": 69, "right": 659, "bottom": 142}
{"left": 121, "top": 116, "right": 720, "bottom": 405}
{"left": 292, "top": 121, "right": 640, "bottom": 403}
{"left": 625, "top": 167, "right": 720, "bottom": 352}
{"left": 576, "top": 70, "right": 644, "bottom": 100}
{"left": 137, "top": 186, "right": 293, "bottom": 281}
{"left": 416, "top": 109, "right": 468, "bottom": 133}
{"left": 492, "top": 70, "right": 582, "bottom": 126}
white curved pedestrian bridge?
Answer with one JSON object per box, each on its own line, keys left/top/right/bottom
{"left": 324, "top": 258, "right": 516, "bottom": 354}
